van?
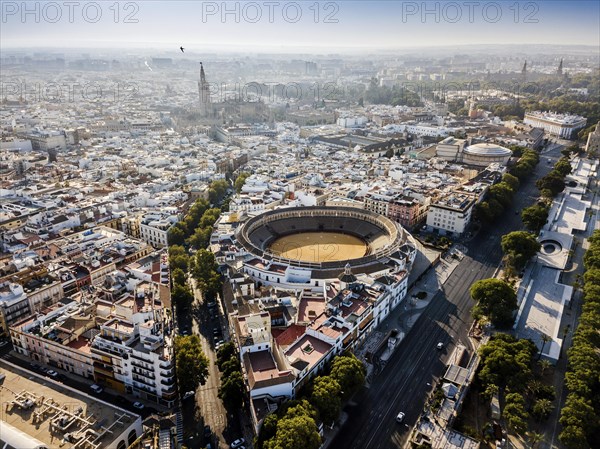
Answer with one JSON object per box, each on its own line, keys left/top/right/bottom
{"left": 0, "top": 373, "right": 6, "bottom": 383}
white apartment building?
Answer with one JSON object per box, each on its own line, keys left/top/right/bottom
{"left": 524, "top": 111, "right": 587, "bottom": 139}
{"left": 139, "top": 212, "right": 179, "bottom": 248}
{"left": 363, "top": 192, "right": 392, "bottom": 216}
{"left": 426, "top": 193, "right": 476, "bottom": 236}
{"left": 229, "top": 195, "right": 265, "bottom": 215}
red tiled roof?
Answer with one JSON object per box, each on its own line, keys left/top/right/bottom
{"left": 274, "top": 324, "right": 306, "bottom": 347}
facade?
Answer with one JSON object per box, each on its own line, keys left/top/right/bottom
{"left": 524, "top": 111, "right": 587, "bottom": 139}
{"left": 462, "top": 143, "right": 512, "bottom": 167}
{"left": 585, "top": 121, "right": 600, "bottom": 155}
{"left": 9, "top": 281, "right": 177, "bottom": 408}
{"left": 228, "top": 264, "right": 411, "bottom": 433}
{"left": 426, "top": 193, "right": 476, "bottom": 236}
{"left": 436, "top": 137, "right": 466, "bottom": 161}
{"left": 139, "top": 212, "right": 179, "bottom": 248}
{"left": 388, "top": 196, "right": 429, "bottom": 229}
{"left": 197, "top": 63, "right": 267, "bottom": 123}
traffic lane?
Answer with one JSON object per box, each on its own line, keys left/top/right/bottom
{"left": 342, "top": 254, "right": 495, "bottom": 449}
{"left": 339, "top": 286, "right": 473, "bottom": 449}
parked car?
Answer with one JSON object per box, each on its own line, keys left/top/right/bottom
{"left": 230, "top": 438, "right": 246, "bottom": 449}
{"left": 396, "top": 412, "right": 405, "bottom": 423}
{"left": 46, "top": 370, "right": 59, "bottom": 378}
{"left": 90, "top": 384, "right": 103, "bottom": 394}
{"left": 0, "top": 340, "right": 10, "bottom": 348}
{"left": 132, "top": 402, "right": 145, "bottom": 410}
{"left": 436, "top": 342, "right": 444, "bottom": 350}
{"left": 29, "top": 363, "right": 40, "bottom": 371}
{"left": 182, "top": 390, "right": 195, "bottom": 400}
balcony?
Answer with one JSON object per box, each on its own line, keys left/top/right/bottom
{"left": 160, "top": 377, "right": 175, "bottom": 386}
{"left": 132, "top": 375, "right": 155, "bottom": 388}
{"left": 131, "top": 358, "right": 153, "bottom": 370}
{"left": 132, "top": 368, "right": 155, "bottom": 380}
{"left": 161, "top": 385, "right": 176, "bottom": 395}
{"left": 160, "top": 368, "right": 174, "bottom": 377}
{"left": 159, "top": 359, "right": 173, "bottom": 369}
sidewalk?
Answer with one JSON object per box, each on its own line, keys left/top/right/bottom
{"left": 323, "top": 246, "right": 464, "bottom": 448}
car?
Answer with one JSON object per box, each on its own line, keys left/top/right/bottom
{"left": 515, "top": 210, "right": 520, "bottom": 215}
{"left": 46, "top": 370, "right": 59, "bottom": 378}
{"left": 182, "top": 390, "right": 195, "bottom": 400}
{"left": 212, "top": 327, "right": 220, "bottom": 336}
{"left": 436, "top": 342, "right": 444, "bottom": 350}
{"left": 181, "top": 330, "right": 189, "bottom": 336}
{"left": 90, "top": 384, "right": 103, "bottom": 394}
{"left": 29, "top": 363, "right": 40, "bottom": 371}
{"left": 230, "top": 438, "right": 246, "bottom": 449}
{"left": 132, "top": 402, "right": 145, "bottom": 410}
{"left": 0, "top": 340, "right": 9, "bottom": 348}
{"left": 396, "top": 412, "right": 405, "bottom": 423}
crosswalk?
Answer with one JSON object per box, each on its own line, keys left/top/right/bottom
{"left": 175, "top": 409, "right": 184, "bottom": 444}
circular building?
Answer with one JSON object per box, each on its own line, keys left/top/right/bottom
{"left": 234, "top": 206, "right": 417, "bottom": 290}
{"left": 462, "top": 143, "right": 512, "bottom": 166}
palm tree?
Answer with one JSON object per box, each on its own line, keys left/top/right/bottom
{"left": 538, "top": 333, "right": 551, "bottom": 360}
{"left": 527, "top": 380, "right": 544, "bottom": 398}
{"left": 538, "top": 359, "right": 552, "bottom": 377}
{"left": 533, "top": 398, "right": 555, "bottom": 421}
{"left": 526, "top": 431, "right": 544, "bottom": 448}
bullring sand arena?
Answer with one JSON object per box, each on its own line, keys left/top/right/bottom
{"left": 269, "top": 232, "right": 367, "bottom": 263}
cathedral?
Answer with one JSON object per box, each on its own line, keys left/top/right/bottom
{"left": 197, "top": 63, "right": 268, "bottom": 124}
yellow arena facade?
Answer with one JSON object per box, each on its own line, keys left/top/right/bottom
{"left": 234, "top": 206, "right": 418, "bottom": 291}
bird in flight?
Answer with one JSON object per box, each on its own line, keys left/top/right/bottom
{"left": 180, "top": 46, "right": 185, "bottom": 53}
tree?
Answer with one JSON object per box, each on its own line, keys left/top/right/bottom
{"left": 554, "top": 157, "right": 573, "bottom": 177}
{"left": 532, "top": 398, "right": 554, "bottom": 421}
{"left": 216, "top": 342, "right": 236, "bottom": 368}
{"left": 502, "top": 173, "right": 520, "bottom": 192}
{"left": 171, "top": 268, "right": 186, "bottom": 286}
{"left": 526, "top": 431, "right": 544, "bottom": 448}
{"left": 536, "top": 172, "right": 565, "bottom": 197}
{"left": 174, "top": 335, "right": 209, "bottom": 393}
{"left": 559, "top": 395, "right": 598, "bottom": 442}
{"left": 311, "top": 376, "right": 342, "bottom": 424}
{"left": 264, "top": 410, "right": 321, "bottom": 449}
{"left": 478, "top": 334, "right": 536, "bottom": 391}
{"left": 504, "top": 392, "right": 529, "bottom": 435}
{"left": 172, "top": 283, "right": 194, "bottom": 308}
{"left": 169, "top": 245, "right": 190, "bottom": 272}
{"left": 330, "top": 354, "right": 366, "bottom": 398}
{"left": 255, "top": 413, "right": 279, "bottom": 449}
{"left": 488, "top": 182, "right": 514, "bottom": 208}
{"left": 208, "top": 179, "right": 229, "bottom": 204}
{"left": 538, "top": 359, "right": 552, "bottom": 377}
{"left": 521, "top": 204, "right": 549, "bottom": 233}
{"left": 538, "top": 333, "right": 551, "bottom": 360}
{"left": 470, "top": 279, "right": 518, "bottom": 328}
{"left": 234, "top": 172, "right": 251, "bottom": 193}
{"left": 220, "top": 356, "right": 241, "bottom": 378}
{"left": 501, "top": 231, "right": 541, "bottom": 271}
{"left": 167, "top": 224, "right": 186, "bottom": 246}
{"left": 475, "top": 201, "right": 495, "bottom": 222}
{"left": 559, "top": 425, "right": 590, "bottom": 449}
{"left": 218, "top": 370, "right": 245, "bottom": 410}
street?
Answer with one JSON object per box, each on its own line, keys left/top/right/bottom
{"left": 330, "top": 143, "right": 563, "bottom": 449}
{"left": 181, "top": 277, "right": 242, "bottom": 449}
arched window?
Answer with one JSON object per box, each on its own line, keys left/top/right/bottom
{"left": 128, "top": 429, "right": 138, "bottom": 445}
{"left": 117, "top": 440, "right": 126, "bottom": 449}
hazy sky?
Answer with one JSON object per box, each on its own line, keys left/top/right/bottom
{"left": 2, "top": 1, "right": 599, "bottom": 51}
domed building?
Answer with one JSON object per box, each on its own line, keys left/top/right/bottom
{"left": 462, "top": 143, "right": 512, "bottom": 167}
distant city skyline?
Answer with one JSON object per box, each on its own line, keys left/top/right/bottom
{"left": 1, "top": 1, "right": 599, "bottom": 51}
